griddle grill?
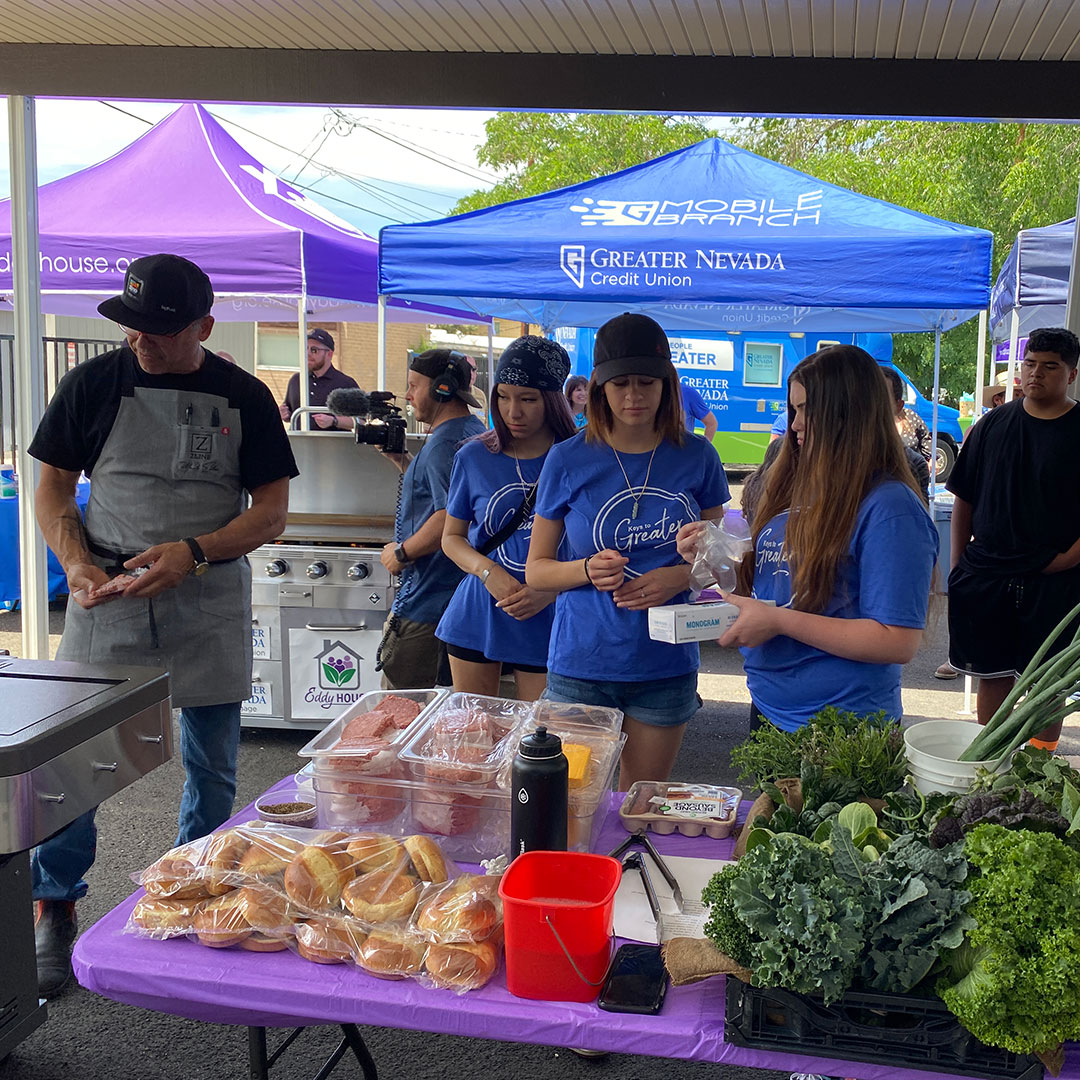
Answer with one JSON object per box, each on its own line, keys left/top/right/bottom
{"left": 0, "top": 657, "right": 172, "bottom": 1058}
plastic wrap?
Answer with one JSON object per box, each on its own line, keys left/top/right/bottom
{"left": 687, "top": 515, "right": 752, "bottom": 594}
{"left": 126, "top": 825, "right": 501, "bottom": 993}
{"left": 619, "top": 781, "right": 742, "bottom": 837}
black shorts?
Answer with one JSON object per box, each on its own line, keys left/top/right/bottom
{"left": 947, "top": 563, "right": 1080, "bottom": 678}
{"left": 443, "top": 641, "right": 547, "bottom": 675}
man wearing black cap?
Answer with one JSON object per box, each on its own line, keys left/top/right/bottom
{"left": 279, "top": 328, "right": 360, "bottom": 429}
{"left": 27, "top": 253, "right": 298, "bottom": 996}
{"left": 377, "top": 349, "right": 485, "bottom": 688}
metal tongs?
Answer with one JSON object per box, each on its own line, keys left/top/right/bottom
{"left": 609, "top": 830, "right": 684, "bottom": 915}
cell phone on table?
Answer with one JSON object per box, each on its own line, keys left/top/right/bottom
{"left": 597, "top": 943, "right": 668, "bottom": 1015}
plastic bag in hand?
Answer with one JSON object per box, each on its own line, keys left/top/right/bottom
{"left": 688, "top": 515, "right": 752, "bottom": 594}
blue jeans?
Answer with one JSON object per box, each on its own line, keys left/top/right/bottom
{"left": 32, "top": 702, "right": 242, "bottom": 902}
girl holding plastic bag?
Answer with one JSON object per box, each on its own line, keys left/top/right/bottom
{"left": 677, "top": 345, "right": 937, "bottom": 732}
{"left": 526, "top": 314, "right": 729, "bottom": 788}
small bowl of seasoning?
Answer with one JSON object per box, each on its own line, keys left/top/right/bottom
{"left": 255, "top": 791, "right": 318, "bottom": 827}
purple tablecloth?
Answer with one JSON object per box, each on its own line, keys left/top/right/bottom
{"left": 73, "top": 783, "right": 1078, "bottom": 1080}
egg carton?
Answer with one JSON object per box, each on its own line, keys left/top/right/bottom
{"left": 618, "top": 781, "right": 742, "bottom": 838}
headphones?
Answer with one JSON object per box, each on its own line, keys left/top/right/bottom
{"left": 430, "top": 350, "right": 469, "bottom": 403}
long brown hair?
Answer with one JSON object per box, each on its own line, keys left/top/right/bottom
{"left": 583, "top": 363, "right": 686, "bottom": 446}
{"left": 739, "top": 345, "right": 921, "bottom": 613}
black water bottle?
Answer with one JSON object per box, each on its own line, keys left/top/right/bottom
{"left": 510, "top": 725, "right": 568, "bottom": 858}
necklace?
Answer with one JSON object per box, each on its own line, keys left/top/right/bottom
{"left": 611, "top": 439, "right": 660, "bottom": 519}
{"left": 510, "top": 441, "right": 551, "bottom": 494}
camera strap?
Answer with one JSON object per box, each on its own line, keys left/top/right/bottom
{"left": 477, "top": 483, "right": 537, "bottom": 557}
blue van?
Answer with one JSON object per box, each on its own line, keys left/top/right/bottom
{"left": 553, "top": 327, "right": 962, "bottom": 481}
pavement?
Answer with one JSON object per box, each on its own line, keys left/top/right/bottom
{"left": 1, "top": 589, "right": 1077, "bottom": 1080}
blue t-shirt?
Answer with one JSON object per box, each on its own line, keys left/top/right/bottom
{"left": 770, "top": 410, "right": 789, "bottom": 437}
{"left": 535, "top": 431, "right": 730, "bottom": 682}
{"left": 436, "top": 440, "right": 557, "bottom": 667}
{"left": 680, "top": 383, "right": 711, "bottom": 432}
{"left": 743, "top": 479, "right": 938, "bottom": 731}
{"left": 395, "top": 414, "right": 486, "bottom": 624}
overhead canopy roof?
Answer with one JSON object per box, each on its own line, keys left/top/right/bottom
{"left": 990, "top": 218, "right": 1076, "bottom": 342}
{"left": 379, "top": 136, "right": 993, "bottom": 333}
{"left": 1, "top": 2, "right": 1078, "bottom": 118}
{"left": 0, "top": 102, "right": 482, "bottom": 324}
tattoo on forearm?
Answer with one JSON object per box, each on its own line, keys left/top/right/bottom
{"left": 56, "top": 507, "right": 89, "bottom": 554}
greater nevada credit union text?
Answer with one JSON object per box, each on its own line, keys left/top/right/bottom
{"left": 560, "top": 245, "right": 787, "bottom": 289}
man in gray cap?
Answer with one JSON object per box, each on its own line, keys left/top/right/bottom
{"left": 378, "top": 348, "right": 485, "bottom": 688}
{"left": 27, "top": 253, "right": 298, "bottom": 996}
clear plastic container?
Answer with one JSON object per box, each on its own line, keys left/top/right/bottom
{"left": 298, "top": 689, "right": 445, "bottom": 763}
{"left": 398, "top": 693, "right": 534, "bottom": 788}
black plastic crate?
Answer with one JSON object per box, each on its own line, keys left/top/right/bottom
{"left": 724, "top": 977, "right": 1043, "bottom": 1080}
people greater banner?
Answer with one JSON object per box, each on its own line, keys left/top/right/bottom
{"left": 27, "top": 254, "right": 297, "bottom": 997}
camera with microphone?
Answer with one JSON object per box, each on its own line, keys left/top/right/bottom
{"left": 325, "top": 388, "right": 408, "bottom": 454}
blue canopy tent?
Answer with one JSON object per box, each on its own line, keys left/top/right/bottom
{"left": 990, "top": 217, "right": 1075, "bottom": 343}
{"left": 378, "top": 137, "right": 992, "bottom": 337}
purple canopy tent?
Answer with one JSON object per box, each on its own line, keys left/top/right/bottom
{"left": 0, "top": 102, "right": 483, "bottom": 331}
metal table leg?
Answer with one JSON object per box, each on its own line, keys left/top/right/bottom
{"left": 246, "top": 1024, "right": 378, "bottom": 1080}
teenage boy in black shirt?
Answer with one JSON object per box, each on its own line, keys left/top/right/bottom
{"left": 947, "top": 326, "right": 1080, "bottom": 749}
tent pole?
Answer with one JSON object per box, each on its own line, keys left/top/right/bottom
{"left": 973, "top": 310, "right": 987, "bottom": 423}
{"left": 8, "top": 95, "right": 49, "bottom": 660}
{"left": 377, "top": 294, "right": 387, "bottom": 392}
{"left": 929, "top": 329, "right": 941, "bottom": 503}
{"left": 297, "top": 296, "right": 309, "bottom": 431}
{"left": 1066, "top": 184, "right": 1080, "bottom": 399}
{"left": 1007, "top": 309, "right": 1020, "bottom": 405}
{"left": 486, "top": 323, "right": 494, "bottom": 427}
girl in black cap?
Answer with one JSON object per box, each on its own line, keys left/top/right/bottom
{"left": 526, "top": 314, "right": 729, "bottom": 789}
{"left": 437, "top": 336, "right": 577, "bottom": 698}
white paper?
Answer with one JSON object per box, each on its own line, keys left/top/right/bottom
{"left": 241, "top": 681, "right": 273, "bottom": 717}
{"left": 251, "top": 624, "right": 272, "bottom": 660}
{"left": 613, "top": 854, "right": 734, "bottom": 944}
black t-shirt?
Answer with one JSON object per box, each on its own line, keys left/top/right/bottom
{"left": 283, "top": 365, "right": 359, "bottom": 414}
{"left": 947, "top": 398, "right": 1080, "bottom": 574}
{"left": 30, "top": 346, "right": 299, "bottom": 492}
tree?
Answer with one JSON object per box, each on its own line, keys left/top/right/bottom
{"left": 452, "top": 113, "right": 714, "bottom": 214}
{"left": 726, "top": 119, "right": 1080, "bottom": 400}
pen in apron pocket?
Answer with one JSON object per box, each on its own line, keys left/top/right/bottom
{"left": 184, "top": 404, "right": 193, "bottom": 425}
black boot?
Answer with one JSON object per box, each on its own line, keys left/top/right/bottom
{"left": 34, "top": 900, "right": 78, "bottom": 998}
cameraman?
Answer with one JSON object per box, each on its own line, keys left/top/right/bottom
{"left": 379, "top": 350, "right": 485, "bottom": 688}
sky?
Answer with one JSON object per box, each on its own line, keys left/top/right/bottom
{"left": 0, "top": 99, "right": 502, "bottom": 236}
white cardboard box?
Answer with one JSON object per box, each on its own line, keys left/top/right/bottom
{"left": 648, "top": 601, "right": 741, "bottom": 644}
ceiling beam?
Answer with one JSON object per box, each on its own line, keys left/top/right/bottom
{"left": 0, "top": 44, "right": 1076, "bottom": 122}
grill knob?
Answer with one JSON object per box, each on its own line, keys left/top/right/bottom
{"left": 265, "top": 559, "right": 289, "bottom": 578}
{"left": 347, "top": 563, "right": 370, "bottom": 581}
{"left": 306, "top": 561, "right": 329, "bottom": 580}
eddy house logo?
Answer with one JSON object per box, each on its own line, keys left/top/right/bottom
{"left": 316, "top": 639, "right": 361, "bottom": 690}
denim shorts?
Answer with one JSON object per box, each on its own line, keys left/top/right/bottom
{"left": 543, "top": 671, "right": 700, "bottom": 728}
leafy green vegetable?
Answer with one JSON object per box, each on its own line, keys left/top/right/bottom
{"left": 929, "top": 789, "right": 1070, "bottom": 849}
{"left": 700, "top": 862, "right": 759, "bottom": 967}
{"left": 937, "top": 825, "right": 1080, "bottom": 1055}
{"left": 729, "top": 832, "right": 869, "bottom": 1004}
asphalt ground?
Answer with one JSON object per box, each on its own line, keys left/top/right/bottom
{"left": 2, "top": 549, "right": 1078, "bottom": 1080}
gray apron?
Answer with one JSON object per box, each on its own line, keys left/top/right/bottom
{"left": 58, "top": 358, "right": 252, "bottom": 707}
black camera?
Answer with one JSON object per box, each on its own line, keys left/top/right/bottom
{"left": 356, "top": 392, "right": 407, "bottom": 455}
{"left": 325, "top": 388, "right": 407, "bottom": 454}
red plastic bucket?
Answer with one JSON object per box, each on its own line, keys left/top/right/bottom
{"left": 498, "top": 850, "right": 622, "bottom": 1002}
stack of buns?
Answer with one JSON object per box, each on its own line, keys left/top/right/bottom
{"left": 128, "top": 823, "right": 500, "bottom": 990}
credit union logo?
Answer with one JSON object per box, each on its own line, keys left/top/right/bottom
{"left": 560, "top": 244, "right": 585, "bottom": 288}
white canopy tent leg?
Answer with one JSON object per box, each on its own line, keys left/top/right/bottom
{"left": 929, "top": 329, "right": 941, "bottom": 500}
{"left": 1006, "top": 309, "right": 1020, "bottom": 403}
{"left": 377, "top": 294, "right": 387, "bottom": 392}
{"left": 486, "top": 324, "right": 494, "bottom": 425}
{"left": 973, "top": 310, "right": 987, "bottom": 423}
{"left": 961, "top": 674, "right": 975, "bottom": 716}
{"left": 297, "top": 296, "right": 309, "bottom": 431}
{"left": 8, "top": 95, "right": 49, "bottom": 660}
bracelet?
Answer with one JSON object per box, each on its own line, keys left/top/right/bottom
{"left": 479, "top": 566, "right": 492, "bottom": 585}
{"left": 583, "top": 555, "right": 593, "bottom": 585}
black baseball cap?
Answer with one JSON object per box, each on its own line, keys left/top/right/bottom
{"left": 593, "top": 312, "right": 673, "bottom": 384}
{"left": 307, "top": 328, "right": 335, "bottom": 351}
{"left": 410, "top": 348, "right": 482, "bottom": 408}
{"left": 98, "top": 254, "right": 213, "bottom": 335}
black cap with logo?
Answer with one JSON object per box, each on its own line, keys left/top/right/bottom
{"left": 592, "top": 313, "right": 673, "bottom": 384}
{"left": 307, "top": 328, "right": 335, "bottom": 352}
{"left": 98, "top": 254, "right": 213, "bottom": 336}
